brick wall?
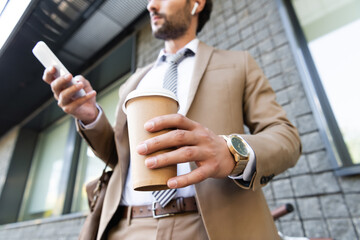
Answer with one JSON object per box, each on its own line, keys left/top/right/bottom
{"left": 0, "top": 214, "right": 85, "bottom": 240}
{"left": 0, "top": 0, "right": 359, "bottom": 239}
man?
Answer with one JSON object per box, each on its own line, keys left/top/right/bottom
{"left": 43, "top": 0, "right": 301, "bottom": 239}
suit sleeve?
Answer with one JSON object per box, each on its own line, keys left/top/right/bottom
{"left": 235, "top": 51, "right": 302, "bottom": 191}
{"left": 75, "top": 81, "right": 129, "bottom": 168}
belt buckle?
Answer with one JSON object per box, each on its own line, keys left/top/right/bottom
{"left": 152, "top": 202, "right": 174, "bottom": 218}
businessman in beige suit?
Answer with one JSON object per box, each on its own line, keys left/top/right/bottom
{"left": 43, "top": 0, "right": 301, "bottom": 239}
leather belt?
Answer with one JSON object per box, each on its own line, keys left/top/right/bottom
{"left": 122, "top": 197, "right": 197, "bottom": 219}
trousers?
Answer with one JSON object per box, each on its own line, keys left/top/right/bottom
{"left": 108, "top": 210, "right": 209, "bottom": 240}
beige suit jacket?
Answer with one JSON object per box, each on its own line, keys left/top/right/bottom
{"left": 78, "top": 41, "right": 301, "bottom": 240}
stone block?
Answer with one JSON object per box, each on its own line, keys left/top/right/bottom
{"left": 242, "top": 36, "right": 257, "bottom": 50}
{"left": 253, "top": 17, "right": 267, "bottom": 32}
{"left": 272, "top": 178, "right": 294, "bottom": 199}
{"left": 241, "top": 25, "right": 253, "bottom": 40}
{"left": 353, "top": 217, "right": 360, "bottom": 237}
{"left": 260, "top": 52, "right": 277, "bottom": 67}
{"left": 225, "top": 14, "right": 238, "bottom": 28}
{"left": 313, "top": 172, "right": 341, "bottom": 194}
{"left": 279, "top": 220, "right": 305, "bottom": 238}
{"left": 263, "top": 183, "right": 274, "bottom": 201}
{"left": 234, "top": 0, "right": 247, "bottom": 12}
{"left": 258, "top": 38, "right": 274, "bottom": 54}
{"left": 296, "top": 114, "right": 317, "bottom": 135}
{"left": 303, "top": 219, "right": 330, "bottom": 238}
{"left": 275, "top": 88, "right": 290, "bottom": 106}
{"left": 288, "top": 155, "right": 310, "bottom": 176}
{"left": 273, "top": 31, "right": 288, "bottom": 48}
{"left": 307, "top": 150, "right": 333, "bottom": 173}
{"left": 292, "top": 175, "right": 317, "bottom": 197}
{"left": 264, "top": 62, "right": 282, "bottom": 78}
{"left": 269, "top": 75, "right": 286, "bottom": 92}
{"left": 292, "top": 98, "right": 313, "bottom": 117}
{"left": 328, "top": 218, "right": 357, "bottom": 240}
{"left": 297, "top": 197, "right": 322, "bottom": 219}
{"left": 228, "top": 33, "right": 241, "bottom": 48}
{"left": 320, "top": 195, "right": 349, "bottom": 218}
{"left": 282, "top": 71, "right": 302, "bottom": 87}
{"left": 255, "top": 27, "right": 271, "bottom": 43}
{"left": 338, "top": 175, "right": 360, "bottom": 193}
{"left": 344, "top": 193, "right": 360, "bottom": 217}
{"left": 300, "top": 132, "right": 325, "bottom": 154}
{"left": 280, "top": 55, "right": 296, "bottom": 72}
{"left": 269, "top": 20, "right": 284, "bottom": 35}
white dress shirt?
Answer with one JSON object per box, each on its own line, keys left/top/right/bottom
{"left": 120, "top": 39, "right": 199, "bottom": 206}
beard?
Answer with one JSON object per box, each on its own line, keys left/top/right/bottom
{"left": 151, "top": 4, "right": 192, "bottom": 40}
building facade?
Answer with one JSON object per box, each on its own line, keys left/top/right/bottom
{"left": 0, "top": 0, "right": 359, "bottom": 239}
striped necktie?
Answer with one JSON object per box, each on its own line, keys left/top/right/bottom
{"left": 162, "top": 48, "right": 195, "bottom": 96}
{"left": 152, "top": 48, "right": 194, "bottom": 208}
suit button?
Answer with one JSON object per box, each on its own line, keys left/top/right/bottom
{"left": 260, "top": 174, "right": 274, "bottom": 184}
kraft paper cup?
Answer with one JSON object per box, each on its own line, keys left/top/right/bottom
{"left": 123, "top": 88, "right": 179, "bottom": 191}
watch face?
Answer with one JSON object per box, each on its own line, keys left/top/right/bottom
{"left": 231, "top": 136, "right": 249, "bottom": 156}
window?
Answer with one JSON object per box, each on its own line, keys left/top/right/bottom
{"left": 18, "top": 117, "right": 72, "bottom": 221}
{"left": 284, "top": 0, "right": 360, "bottom": 174}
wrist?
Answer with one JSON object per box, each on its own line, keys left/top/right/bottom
{"left": 79, "top": 103, "right": 101, "bottom": 127}
{"left": 81, "top": 107, "right": 99, "bottom": 125}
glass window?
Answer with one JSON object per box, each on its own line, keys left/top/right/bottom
{"left": 18, "top": 117, "right": 71, "bottom": 221}
{"left": 71, "top": 77, "right": 127, "bottom": 212}
{"left": 291, "top": 0, "right": 360, "bottom": 166}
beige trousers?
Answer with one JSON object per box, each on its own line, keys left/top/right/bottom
{"left": 108, "top": 211, "right": 209, "bottom": 240}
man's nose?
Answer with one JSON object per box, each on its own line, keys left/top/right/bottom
{"left": 147, "top": 0, "right": 160, "bottom": 13}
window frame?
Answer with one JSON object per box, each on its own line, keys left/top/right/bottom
{"left": 276, "top": 0, "right": 360, "bottom": 176}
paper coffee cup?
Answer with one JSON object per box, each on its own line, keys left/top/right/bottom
{"left": 123, "top": 88, "right": 179, "bottom": 191}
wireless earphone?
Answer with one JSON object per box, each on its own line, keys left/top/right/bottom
{"left": 191, "top": 2, "right": 199, "bottom": 15}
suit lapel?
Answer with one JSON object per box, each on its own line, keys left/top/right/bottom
{"left": 184, "top": 41, "right": 214, "bottom": 115}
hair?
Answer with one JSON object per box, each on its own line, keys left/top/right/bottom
{"left": 197, "top": 0, "right": 213, "bottom": 34}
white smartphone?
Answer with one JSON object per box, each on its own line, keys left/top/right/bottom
{"left": 32, "top": 41, "right": 86, "bottom": 98}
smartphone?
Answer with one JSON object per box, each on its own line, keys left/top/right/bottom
{"left": 32, "top": 41, "right": 86, "bottom": 98}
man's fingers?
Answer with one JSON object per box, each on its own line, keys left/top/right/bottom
{"left": 49, "top": 74, "right": 73, "bottom": 98}
{"left": 167, "top": 167, "right": 210, "bottom": 189}
{"left": 42, "top": 66, "right": 56, "bottom": 84}
{"left": 57, "top": 81, "right": 84, "bottom": 103}
{"left": 137, "top": 129, "right": 197, "bottom": 155}
{"left": 144, "top": 114, "right": 198, "bottom": 132}
{"left": 58, "top": 90, "right": 96, "bottom": 114}
{"left": 145, "top": 146, "right": 199, "bottom": 168}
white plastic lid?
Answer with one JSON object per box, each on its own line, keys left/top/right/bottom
{"left": 122, "top": 88, "right": 179, "bottom": 114}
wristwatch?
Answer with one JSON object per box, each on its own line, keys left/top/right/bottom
{"left": 221, "top": 134, "right": 250, "bottom": 177}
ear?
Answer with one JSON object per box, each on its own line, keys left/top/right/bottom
{"left": 191, "top": 2, "right": 199, "bottom": 15}
{"left": 191, "top": 0, "right": 205, "bottom": 16}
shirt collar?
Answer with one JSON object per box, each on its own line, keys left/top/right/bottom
{"left": 154, "top": 38, "right": 199, "bottom": 67}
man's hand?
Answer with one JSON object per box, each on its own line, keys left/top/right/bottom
{"left": 136, "top": 114, "right": 235, "bottom": 189}
{"left": 43, "top": 66, "right": 98, "bottom": 124}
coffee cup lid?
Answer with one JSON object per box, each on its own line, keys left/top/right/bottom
{"left": 122, "top": 88, "right": 179, "bottom": 114}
